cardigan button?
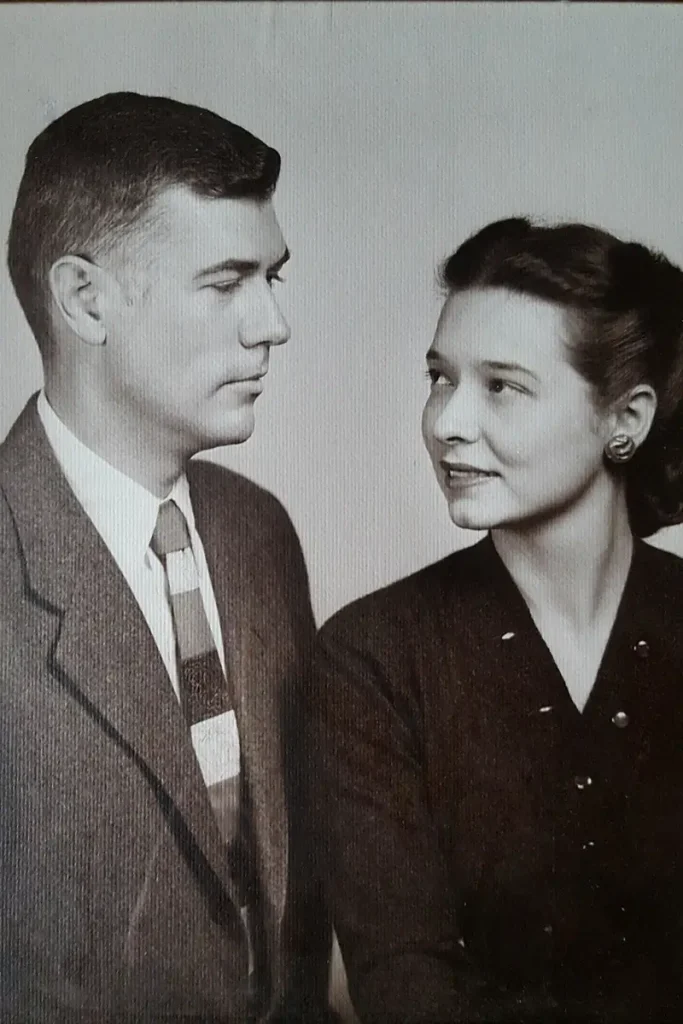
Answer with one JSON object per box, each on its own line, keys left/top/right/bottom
{"left": 612, "top": 710, "right": 629, "bottom": 728}
{"left": 633, "top": 640, "right": 650, "bottom": 659}
{"left": 574, "top": 775, "right": 593, "bottom": 791}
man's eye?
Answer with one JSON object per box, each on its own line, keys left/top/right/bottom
{"left": 211, "top": 281, "right": 241, "bottom": 294}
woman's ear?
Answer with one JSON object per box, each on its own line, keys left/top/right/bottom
{"left": 48, "top": 255, "right": 108, "bottom": 345}
{"left": 611, "top": 383, "right": 658, "bottom": 451}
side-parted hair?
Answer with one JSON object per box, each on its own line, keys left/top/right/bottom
{"left": 440, "top": 217, "right": 683, "bottom": 538}
{"left": 7, "top": 92, "right": 281, "bottom": 351}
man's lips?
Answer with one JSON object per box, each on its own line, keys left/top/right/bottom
{"left": 225, "top": 368, "right": 268, "bottom": 385}
{"left": 245, "top": 369, "right": 268, "bottom": 380}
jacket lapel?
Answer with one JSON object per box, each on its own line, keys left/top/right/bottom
{"left": 188, "top": 463, "right": 289, "bottom": 955}
{"left": 0, "top": 399, "right": 243, "bottom": 913}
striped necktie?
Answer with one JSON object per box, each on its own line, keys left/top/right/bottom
{"left": 150, "top": 499, "right": 242, "bottom": 851}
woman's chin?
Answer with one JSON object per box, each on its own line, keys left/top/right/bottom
{"left": 444, "top": 493, "right": 508, "bottom": 532}
{"left": 439, "top": 480, "right": 506, "bottom": 532}
{"left": 447, "top": 506, "right": 494, "bottom": 531}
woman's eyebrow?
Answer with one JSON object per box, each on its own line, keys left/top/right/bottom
{"left": 482, "top": 359, "right": 540, "bottom": 382}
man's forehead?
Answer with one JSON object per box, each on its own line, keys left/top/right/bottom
{"left": 151, "top": 185, "right": 283, "bottom": 245}
{"left": 121, "top": 186, "right": 287, "bottom": 278}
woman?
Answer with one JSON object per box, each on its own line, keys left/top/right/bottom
{"left": 310, "top": 218, "right": 683, "bottom": 1022}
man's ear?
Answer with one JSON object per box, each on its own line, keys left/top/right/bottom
{"left": 48, "top": 255, "right": 109, "bottom": 345}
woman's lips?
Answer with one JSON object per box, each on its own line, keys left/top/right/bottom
{"left": 440, "top": 462, "right": 499, "bottom": 488}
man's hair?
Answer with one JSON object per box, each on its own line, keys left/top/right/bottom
{"left": 7, "top": 92, "right": 281, "bottom": 350}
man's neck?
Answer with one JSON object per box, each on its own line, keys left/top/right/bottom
{"left": 43, "top": 387, "right": 186, "bottom": 499}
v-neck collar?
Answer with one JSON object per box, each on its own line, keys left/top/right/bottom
{"left": 485, "top": 534, "right": 640, "bottom": 720}
{"left": 439, "top": 534, "right": 661, "bottom": 732}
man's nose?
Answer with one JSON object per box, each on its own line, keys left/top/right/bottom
{"left": 239, "top": 282, "right": 290, "bottom": 348}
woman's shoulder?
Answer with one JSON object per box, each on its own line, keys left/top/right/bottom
{"left": 637, "top": 538, "right": 683, "bottom": 606}
{"left": 320, "top": 538, "right": 491, "bottom": 643}
{"left": 319, "top": 535, "right": 683, "bottom": 646}
{"left": 640, "top": 538, "right": 683, "bottom": 568}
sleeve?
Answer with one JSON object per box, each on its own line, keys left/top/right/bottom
{"left": 306, "top": 605, "right": 557, "bottom": 1024}
{"left": 272, "top": 503, "right": 339, "bottom": 1022}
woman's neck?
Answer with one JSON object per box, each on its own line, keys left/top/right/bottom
{"left": 491, "top": 480, "right": 634, "bottom": 632}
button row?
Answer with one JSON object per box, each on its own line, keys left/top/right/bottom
{"left": 533, "top": 706, "right": 629, "bottom": 728}
{"left": 500, "top": 631, "right": 650, "bottom": 659}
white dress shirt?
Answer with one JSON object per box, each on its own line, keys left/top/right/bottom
{"left": 37, "top": 390, "right": 226, "bottom": 698}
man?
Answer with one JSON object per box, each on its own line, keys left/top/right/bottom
{"left": 0, "top": 92, "right": 332, "bottom": 1022}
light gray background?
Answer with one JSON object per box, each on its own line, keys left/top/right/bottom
{"left": 1, "top": 2, "right": 682, "bottom": 626}
{"left": 1, "top": 3, "right": 681, "bottom": 1018}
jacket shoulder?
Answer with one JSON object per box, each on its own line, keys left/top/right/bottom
{"left": 189, "top": 459, "right": 298, "bottom": 538}
{"left": 188, "top": 460, "right": 311, "bottom": 607}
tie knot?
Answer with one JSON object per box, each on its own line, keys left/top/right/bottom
{"left": 151, "top": 500, "right": 192, "bottom": 557}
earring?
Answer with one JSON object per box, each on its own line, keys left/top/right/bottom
{"left": 605, "top": 433, "right": 636, "bottom": 463}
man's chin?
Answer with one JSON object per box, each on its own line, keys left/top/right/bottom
{"left": 194, "top": 411, "right": 256, "bottom": 452}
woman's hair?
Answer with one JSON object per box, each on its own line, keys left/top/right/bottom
{"left": 440, "top": 217, "right": 683, "bottom": 537}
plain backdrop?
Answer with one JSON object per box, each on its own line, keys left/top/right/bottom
{"left": 1, "top": 5, "right": 682, "bottom": 1019}
{"left": 1, "top": 3, "right": 683, "bottom": 625}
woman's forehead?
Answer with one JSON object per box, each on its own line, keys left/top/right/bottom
{"left": 433, "top": 287, "right": 571, "bottom": 371}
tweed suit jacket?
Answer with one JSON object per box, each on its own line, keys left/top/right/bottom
{"left": 0, "top": 397, "right": 333, "bottom": 1024}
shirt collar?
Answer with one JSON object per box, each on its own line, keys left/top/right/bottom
{"left": 167, "top": 473, "right": 197, "bottom": 537}
{"left": 37, "top": 389, "right": 191, "bottom": 566}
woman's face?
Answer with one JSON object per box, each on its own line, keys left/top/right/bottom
{"left": 422, "top": 287, "right": 612, "bottom": 532}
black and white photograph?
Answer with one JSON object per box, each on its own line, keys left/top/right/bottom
{"left": 1, "top": 2, "right": 683, "bottom": 1021}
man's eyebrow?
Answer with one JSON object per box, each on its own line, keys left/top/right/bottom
{"left": 194, "top": 248, "right": 290, "bottom": 281}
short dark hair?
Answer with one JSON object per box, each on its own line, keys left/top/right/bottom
{"left": 7, "top": 92, "right": 281, "bottom": 349}
{"left": 440, "top": 217, "right": 683, "bottom": 538}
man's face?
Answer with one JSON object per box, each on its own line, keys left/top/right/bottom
{"left": 102, "top": 186, "right": 290, "bottom": 456}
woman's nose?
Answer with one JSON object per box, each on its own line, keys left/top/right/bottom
{"left": 431, "top": 389, "right": 481, "bottom": 445}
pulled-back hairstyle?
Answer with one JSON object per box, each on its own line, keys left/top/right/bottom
{"left": 440, "top": 217, "right": 683, "bottom": 537}
{"left": 7, "top": 92, "right": 281, "bottom": 350}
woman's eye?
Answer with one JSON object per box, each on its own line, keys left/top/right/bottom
{"left": 426, "top": 369, "right": 450, "bottom": 386}
{"left": 488, "top": 377, "right": 523, "bottom": 395}
{"left": 267, "top": 273, "right": 285, "bottom": 287}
